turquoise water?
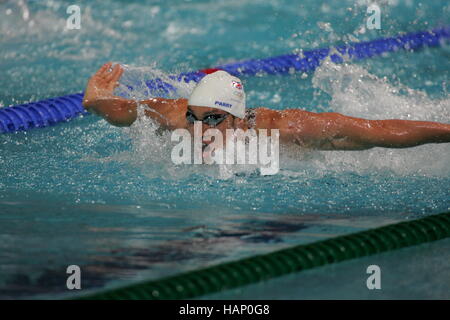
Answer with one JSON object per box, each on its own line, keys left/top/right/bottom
{"left": 0, "top": 0, "right": 449, "bottom": 299}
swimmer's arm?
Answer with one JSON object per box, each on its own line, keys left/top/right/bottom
{"left": 257, "top": 108, "right": 450, "bottom": 150}
{"left": 82, "top": 62, "right": 184, "bottom": 128}
{"left": 83, "top": 96, "right": 184, "bottom": 128}
{"left": 82, "top": 62, "right": 136, "bottom": 126}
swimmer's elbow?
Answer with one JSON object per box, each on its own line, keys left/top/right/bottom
{"left": 106, "top": 118, "right": 134, "bottom": 127}
{"left": 104, "top": 111, "right": 136, "bottom": 127}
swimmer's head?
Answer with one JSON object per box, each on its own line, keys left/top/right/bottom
{"left": 187, "top": 70, "right": 246, "bottom": 119}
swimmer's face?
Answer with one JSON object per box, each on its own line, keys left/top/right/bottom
{"left": 186, "top": 105, "right": 235, "bottom": 151}
{"left": 186, "top": 105, "right": 234, "bottom": 132}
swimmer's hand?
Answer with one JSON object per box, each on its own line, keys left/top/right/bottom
{"left": 82, "top": 62, "right": 124, "bottom": 108}
{"left": 81, "top": 61, "right": 184, "bottom": 128}
{"left": 82, "top": 62, "right": 137, "bottom": 126}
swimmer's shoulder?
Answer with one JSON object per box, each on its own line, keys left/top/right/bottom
{"left": 250, "top": 107, "right": 314, "bottom": 130}
{"left": 140, "top": 97, "right": 188, "bottom": 129}
{"left": 141, "top": 97, "right": 187, "bottom": 109}
{"left": 249, "top": 107, "right": 282, "bottom": 129}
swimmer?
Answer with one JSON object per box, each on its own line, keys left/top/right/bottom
{"left": 83, "top": 62, "right": 450, "bottom": 151}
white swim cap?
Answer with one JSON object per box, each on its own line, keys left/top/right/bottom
{"left": 188, "top": 70, "right": 246, "bottom": 119}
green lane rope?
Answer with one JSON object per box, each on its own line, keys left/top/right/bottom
{"left": 77, "top": 211, "right": 450, "bottom": 300}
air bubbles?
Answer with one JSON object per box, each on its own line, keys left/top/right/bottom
{"left": 317, "top": 21, "right": 333, "bottom": 33}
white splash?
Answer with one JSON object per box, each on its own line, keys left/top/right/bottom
{"left": 310, "top": 59, "right": 450, "bottom": 176}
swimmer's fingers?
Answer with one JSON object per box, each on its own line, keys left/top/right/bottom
{"left": 112, "top": 67, "right": 124, "bottom": 88}
{"left": 112, "top": 65, "right": 124, "bottom": 82}
{"left": 99, "top": 62, "right": 112, "bottom": 72}
{"left": 95, "top": 62, "right": 113, "bottom": 79}
{"left": 107, "top": 66, "right": 124, "bottom": 90}
{"left": 104, "top": 64, "right": 122, "bottom": 83}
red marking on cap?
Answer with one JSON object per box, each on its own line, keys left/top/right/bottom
{"left": 232, "top": 81, "right": 242, "bottom": 90}
{"left": 199, "top": 68, "right": 222, "bottom": 74}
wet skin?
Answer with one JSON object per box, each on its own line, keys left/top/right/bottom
{"left": 83, "top": 62, "right": 450, "bottom": 151}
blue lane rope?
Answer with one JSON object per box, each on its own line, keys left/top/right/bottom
{"left": 0, "top": 93, "right": 85, "bottom": 133}
{"left": 1, "top": 26, "right": 449, "bottom": 134}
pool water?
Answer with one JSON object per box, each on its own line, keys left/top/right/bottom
{"left": 0, "top": 0, "right": 449, "bottom": 299}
